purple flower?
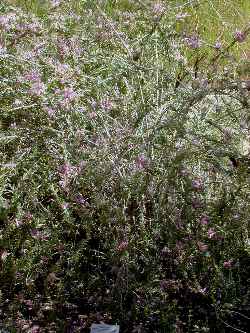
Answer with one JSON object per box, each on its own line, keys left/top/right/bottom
{"left": 0, "top": 43, "right": 6, "bottom": 55}
{"left": 191, "top": 178, "right": 204, "bottom": 191}
{"left": 152, "top": 2, "right": 165, "bottom": 16}
{"left": 90, "top": 99, "right": 97, "bottom": 110}
{"left": 179, "top": 168, "right": 189, "bottom": 176}
{"left": 161, "top": 247, "right": 170, "bottom": 256}
{"left": 234, "top": 30, "right": 246, "bottom": 43}
{"left": 61, "top": 202, "right": 70, "bottom": 210}
{"left": 214, "top": 41, "right": 222, "bottom": 49}
{"left": 198, "top": 287, "right": 208, "bottom": 294}
{"left": 200, "top": 214, "right": 209, "bottom": 225}
{"left": 116, "top": 240, "right": 128, "bottom": 252}
{"left": 58, "top": 162, "right": 76, "bottom": 177}
{"left": 0, "top": 16, "right": 10, "bottom": 28}
{"left": 57, "top": 38, "right": 71, "bottom": 57}
{"left": 160, "top": 279, "right": 169, "bottom": 290}
{"left": 23, "top": 71, "right": 41, "bottom": 82}
{"left": 185, "top": 35, "right": 202, "bottom": 49}
{"left": 197, "top": 241, "right": 208, "bottom": 252}
{"left": 0, "top": 14, "right": 15, "bottom": 30}
{"left": 51, "top": 0, "right": 61, "bottom": 8}
{"left": 176, "top": 12, "right": 189, "bottom": 21}
{"left": 45, "top": 107, "right": 56, "bottom": 117}
{"left": 75, "top": 194, "right": 87, "bottom": 205}
{"left": 30, "top": 229, "right": 49, "bottom": 241}
{"left": 191, "top": 197, "right": 203, "bottom": 209}
{"left": 59, "top": 179, "right": 69, "bottom": 191}
{"left": 24, "top": 299, "right": 33, "bottom": 309}
{"left": 63, "top": 87, "right": 76, "bottom": 101}
{"left": 30, "top": 229, "right": 38, "bottom": 237}
{"left": 135, "top": 154, "right": 148, "bottom": 170}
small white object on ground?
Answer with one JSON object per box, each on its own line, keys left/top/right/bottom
{"left": 90, "top": 323, "right": 120, "bottom": 333}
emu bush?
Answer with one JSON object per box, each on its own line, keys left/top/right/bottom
{"left": 0, "top": 1, "right": 249, "bottom": 332}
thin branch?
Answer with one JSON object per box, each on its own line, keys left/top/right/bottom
{"left": 96, "top": 5, "right": 132, "bottom": 57}
{"left": 218, "top": 318, "right": 247, "bottom": 333}
{"left": 209, "top": 24, "right": 250, "bottom": 66}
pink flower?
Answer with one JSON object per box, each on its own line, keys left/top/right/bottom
{"left": 179, "top": 168, "right": 189, "bottom": 176}
{"left": 1, "top": 250, "right": 10, "bottom": 261}
{"left": 197, "top": 241, "right": 208, "bottom": 252}
{"left": 25, "top": 212, "right": 33, "bottom": 221}
{"left": 30, "top": 325, "right": 40, "bottom": 333}
{"left": 30, "top": 229, "right": 49, "bottom": 241}
{"left": 223, "top": 259, "right": 233, "bottom": 269}
{"left": 175, "top": 241, "right": 184, "bottom": 250}
{"left": 15, "top": 219, "right": 23, "bottom": 228}
{"left": 29, "top": 81, "right": 45, "bottom": 96}
{"left": 45, "top": 107, "right": 56, "bottom": 117}
{"left": 116, "top": 240, "right": 128, "bottom": 252}
{"left": 40, "top": 256, "right": 49, "bottom": 264}
{"left": 61, "top": 202, "right": 70, "bottom": 210}
{"left": 234, "top": 30, "right": 246, "bottom": 43}
{"left": 207, "top": 228, "right": 217, "bottom": 239}
{"left": 89, "top": 111, "right": 97, "bottom": 119}
{"left": 100, "top": 98, "right": 113, "bottom": 111}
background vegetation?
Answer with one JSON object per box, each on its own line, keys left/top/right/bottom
{"left": 0, "top": 1, "right": 249, "bottom": 332}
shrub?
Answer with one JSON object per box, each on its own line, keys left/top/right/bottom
{"left": 0, "top": 1, "right": 249, "bottom": 332}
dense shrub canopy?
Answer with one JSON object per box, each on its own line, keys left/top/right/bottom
{"left": 0, "top": 1, "right": 249, "bottom": 332}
